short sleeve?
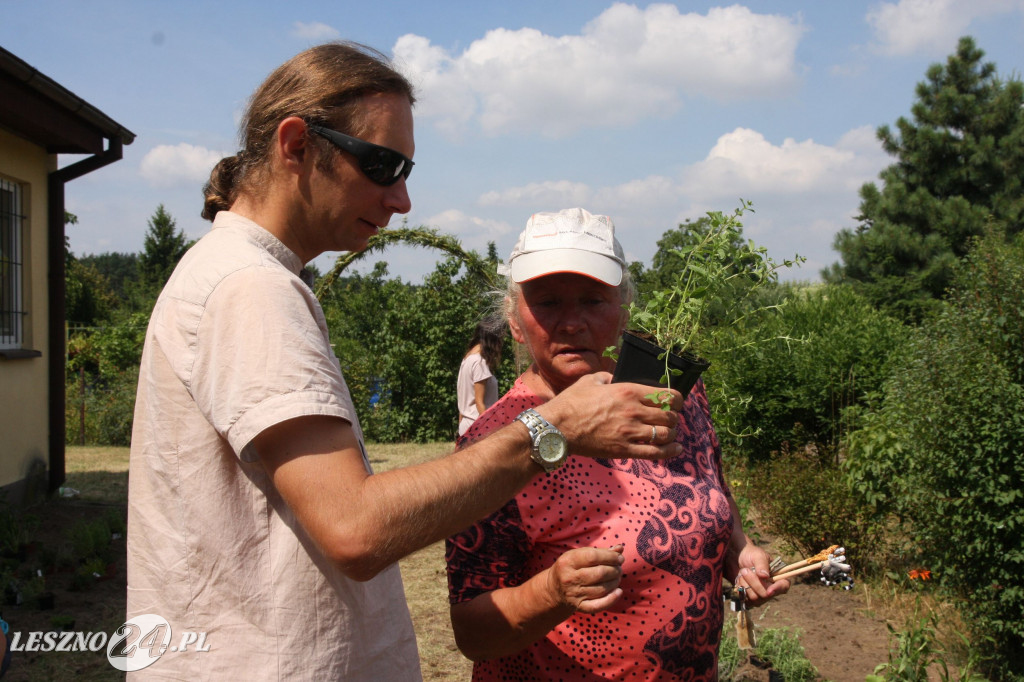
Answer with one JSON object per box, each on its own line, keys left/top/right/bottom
{"left": 179, "top": 264, "right": 355, "bottom": 455}
{"left": 468, "top": 355, "right": 493, "bottom": 383}
{"left": 446, "top": 500, "right": 532, "bottom": 604}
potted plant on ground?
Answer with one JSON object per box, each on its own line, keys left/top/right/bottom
{"left": 610, "top": 200, "right": 802, "bottom": 404}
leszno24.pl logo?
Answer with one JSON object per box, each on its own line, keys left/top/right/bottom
{"left": 10, "top": 614, "right": 210, "bottom": 672}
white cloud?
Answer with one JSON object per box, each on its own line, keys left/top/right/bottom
{"left": 290, "top": 21, "right": 340, "bottom": 41}
{"left": 478, "top": 181, "right": 592, "bottom": 208}
{"left": 395, "top": 3, "right": 805, "bottom": 138}
{"left": 462, "top": 125, "right": 890, "bottom": 280}
{"left": 425, "top": 209, "right": 513, "bottom": 240}
{"left": 139, "top": 143, "right": 225, "bottom": 188}
{"left": 866, "top": 0, "right": 1024, "bottom": 55}
{"left": 682, "top": 126, "right": 884, "bottom": 198}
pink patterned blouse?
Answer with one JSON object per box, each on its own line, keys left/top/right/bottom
{"left": 446, "top": 376, "right": 735, "bottom": 681}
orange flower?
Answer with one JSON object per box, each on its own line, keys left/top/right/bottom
{"left": 908, "top": 569, "right": 932, "bottom": 581}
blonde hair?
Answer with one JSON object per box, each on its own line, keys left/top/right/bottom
{"left": 202, "top": 42, "right": 415, "bottom": 221}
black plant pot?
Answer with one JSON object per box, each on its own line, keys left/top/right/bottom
{"left": 611, "top": 331, "right": 710, "bottom": 397}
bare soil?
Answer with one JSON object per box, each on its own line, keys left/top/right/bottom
{"left": 736, "top": 572, "right": 892, "bottom": 681}
{"left": 2, "top": 500, "right": 128, "bottom": 681}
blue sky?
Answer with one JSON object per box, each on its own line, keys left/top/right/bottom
{"left": 3, "top": 1, "right": 1023, "bottom": 282}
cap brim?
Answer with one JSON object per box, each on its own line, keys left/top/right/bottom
{"left": 509, "top": 249, "right": 623, "bottom": 286}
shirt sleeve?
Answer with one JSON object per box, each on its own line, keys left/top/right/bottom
{"left": 445, "top": 500, "right": 532, "bottom": 604}
{"left": 468, "top": 354, "right": 493, "bottom": 383}
{"left": 183, "top": 264, "right": 355, "bottom": 456}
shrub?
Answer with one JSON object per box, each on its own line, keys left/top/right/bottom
{"left": 65, "top": 312, "right": 147, "bottom": 446}
{"left": 748, "top": 439, "right": 881, "bottom": 567}
{"left": 65, "top": 366, "right": 139, "bottom": 446}
{"left": 844, "top": 231, "right": 1024, "bottom": 674}
{"left": 709, "top": 283, "right": 907, "bottom": 463}
{"left": 322, "top": 256, "right": 503, "bottom": 443}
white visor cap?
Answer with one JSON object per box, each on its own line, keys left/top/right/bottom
{"left": 500, "top": 208, "right": 626, "bottom": 286}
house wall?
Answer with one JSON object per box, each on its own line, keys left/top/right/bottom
{"left": 0, "top": 127, "right": 53, "bottom": 494}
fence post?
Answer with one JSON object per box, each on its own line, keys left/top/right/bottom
{"left": 79, "top": 365, "right": 86, "bottom": 446}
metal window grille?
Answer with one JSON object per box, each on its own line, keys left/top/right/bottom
{"left": 0, "top": 178, "right": 25, "bottom": 349}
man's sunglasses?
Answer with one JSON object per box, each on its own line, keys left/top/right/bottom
{"left": 308, "top": 124, "right": 414, "bottom": 187}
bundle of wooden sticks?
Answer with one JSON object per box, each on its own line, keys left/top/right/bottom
{"left": 731, "top": 545, "right": 854, "bottom": 649}
{"left": 770, "top": 544, "right": 852, "bottom": 586}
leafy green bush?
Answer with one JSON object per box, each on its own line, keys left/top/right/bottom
{"left": 65, "top": 366, "right": 139, "bottom": 446}
{"left": 845, "top": 231, "right": 1024, "bottom": 674}
{"left": 747, "top": 439, "right": 881, "bottom": 566}
{"left": 65, "top": 312, "right": 148, "bottom": 445}
{"left": 322, "top": 254, "right": 504, "bottom": 443}
{"left": 709, "top": 283, "right": 907, "bottom": 462}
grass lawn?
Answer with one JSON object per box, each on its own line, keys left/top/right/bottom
{"left": 10, "top": 444, "right": 882, "bottom": 680}
{"left": 6, "top": 444, "right": 471, "bottom": 681}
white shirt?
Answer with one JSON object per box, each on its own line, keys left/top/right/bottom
{"left": 127, "top": 211, "right": 420, "bottom": 680}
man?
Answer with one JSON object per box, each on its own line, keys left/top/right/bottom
{"left": 127, "top": 42, "right": 682, "bottom": 680}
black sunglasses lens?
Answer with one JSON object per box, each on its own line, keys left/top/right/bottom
{"left": 361, "top": 149, "right": 410, "bottom": 186}
{"left": 312, "top": 126, "right": 412, "bottom": 186}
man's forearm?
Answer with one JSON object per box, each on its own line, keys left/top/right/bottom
{"left": 347, "top": 422, "right": 539, "bottom": 578}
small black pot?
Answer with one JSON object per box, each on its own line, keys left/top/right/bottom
{"left": 611, "top": 331, "right": 710, "bottom": 396}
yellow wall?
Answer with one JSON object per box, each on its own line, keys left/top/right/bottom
{"left": 0, "top": 127, "right": 53, "bottom": 490}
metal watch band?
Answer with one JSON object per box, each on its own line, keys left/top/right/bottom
{"left": 515, "top": 408, "right": 566, "bottom": 472}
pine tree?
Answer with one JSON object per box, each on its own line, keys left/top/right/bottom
{"left": 825, "top": 36, "right": 1024, "bottom": 320}
{"left": 138, "top": 204, "right": 189, "bottom": 296}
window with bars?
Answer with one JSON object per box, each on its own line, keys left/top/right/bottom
{"left": 1, "top": 178, "right": 25, "bottom": 349}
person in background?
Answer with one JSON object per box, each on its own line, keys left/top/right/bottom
{"left": 457, "top": 320, "right": 504, "bottom": 437}
{"left": 127, "top": 43, "right": 686, "bottom": 681}
{"left": 445, "top": 208, "right": 788, "bottom": 681}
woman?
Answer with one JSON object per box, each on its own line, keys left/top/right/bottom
{"left": 446, "top": 208, "right": 788, "bottom": 681}
{"left": 457, "top": 320, "right": 504, "bottom": 436}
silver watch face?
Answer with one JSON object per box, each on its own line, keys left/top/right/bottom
{"left": 536, "top": 430, "right": 567, "bottom": 464}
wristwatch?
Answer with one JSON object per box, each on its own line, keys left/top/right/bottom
{"left": 516, "top": 408, "right": 568, "bottom": 472}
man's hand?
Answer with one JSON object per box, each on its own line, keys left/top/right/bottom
{"left": 537, "top": 372, "right": 683, "bottom": 460}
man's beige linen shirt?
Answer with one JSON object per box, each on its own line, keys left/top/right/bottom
{"left": 127, "top": 211, "right": 420, "bottom": 680}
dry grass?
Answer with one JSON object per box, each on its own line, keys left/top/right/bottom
{"left": 59, "top": 442, "right": 473, "bottom": 680}
{"left": 854, "top": 575, "right": 977, "bottom": 678}
{"left": 63, "top": 446, "right": 129, "bottom": 505}
{"left": 369, "top": 441, "right": 474, "bottom": 680}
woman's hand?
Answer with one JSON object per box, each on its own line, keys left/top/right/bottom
{"left": 731, "top": 544, "right": 789, "bottom": 607}
{"left": 545, "top": 545, "right": 625, "bottom": 614}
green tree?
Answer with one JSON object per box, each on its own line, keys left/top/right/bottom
{"left": 64, "top": 212, "right": 116, "bottom": 326}
{"left": 826, "top": 36, "right": 1024, "bottom": 320}
{"left": 138, "top": 204, "right": 189, "bottom": 299}
{"left": 66, "top": 259, "right": 115, "bottom": 326}
{"left": 844, "top": 229, "right": 1024, "bottom": 673}
{"left": 80, "top": 251, "right": 139, "bottom": 302}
